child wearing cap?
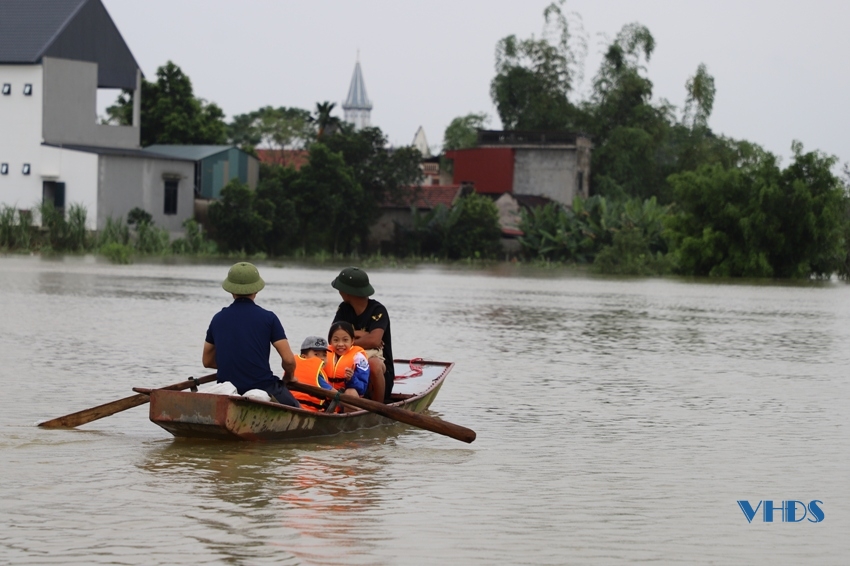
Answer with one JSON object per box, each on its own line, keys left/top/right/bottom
{"left": 290, "top": 336, "right": 335, "bottom": 412}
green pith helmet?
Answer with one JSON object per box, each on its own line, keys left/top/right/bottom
{"left": 331, "top": 266, "right": 374, "bottom": 297}
{"left": 222, "top": 262, "right": 265, "bottom": 295}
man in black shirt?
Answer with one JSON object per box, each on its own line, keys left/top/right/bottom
{"left": 331, "top": 267, "right": 394, "bottom": 402}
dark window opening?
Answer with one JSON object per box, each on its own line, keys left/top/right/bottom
{"left": 2, "top": 84, "right": 10, "bottom": 95}
{"left": 42, "top": 181, "right": 66, "bottom": 210}
{"left": 164, "top": 180, "right": 178, "bottom": 215}
{"left": 23, "top": 84, "right": 32, "bottom": 96}
{"left": 577, "top": 171, "right": 584, "bottom": 193}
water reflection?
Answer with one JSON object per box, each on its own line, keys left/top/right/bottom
{"left": 140, "top": 437, "right": 398, "bottom": 565}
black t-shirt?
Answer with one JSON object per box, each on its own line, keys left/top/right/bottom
{"left": 333, "top": 299, "right": 394, "bottom": 379}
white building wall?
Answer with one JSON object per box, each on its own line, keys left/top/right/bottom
{"left": 344, "top": 108, "right": 371, "bottom": 130}
{"left": 0, "top": 64, "right": 45, "bottom": 212}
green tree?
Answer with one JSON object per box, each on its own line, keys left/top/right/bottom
{"left": 666, "top": 142, "right": 848, "bottom": 278}
{"left": 254, "top": 164, "right": 301, "bottom": 256}
{"left": 587, "top": 23, "right": 673, "bottom": 201}
{"left": 683, "top": 63, "right": 716, "bottom": 130}
{"left": 490, "top": 1, "right": 586, "bottom": 130}
{"left": 443, "top": 113, "right": 489, "bottom": 151}
{"left": 106, "top": 61, "right": 227, "bottom": 146}
{"left": 228, "top": 106, "right": 314, "bottom": 149}
{"left": 322, "top": 126, "right": 422, "bottom": 246}
{"left": 290, "top": 144, "right": 363, "bottom": 253}
{"left": 208, "top": 179, "right": 271, "bottom": 254}
{"left": 443, "top": 192, "right": 502, "bottom": 259}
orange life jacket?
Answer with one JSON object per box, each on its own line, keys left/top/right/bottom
{"left": 291, "top": 355, "right": 328, "bottom": 412}
{"left": 325, "top": 345, "right": 365, "bottom": 391}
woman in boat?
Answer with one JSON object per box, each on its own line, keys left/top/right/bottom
{"left": 291, "top": 336, "right": 335, "bottom": 411}
{"left": 325, "top": 321, "right": 369, "bottom": 399}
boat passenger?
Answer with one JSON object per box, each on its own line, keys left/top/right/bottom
{"left": 202, "top": 262, "right": 300, "bottom": 408}
{"left": 326, "top": 321, "right": 370, "bottom": 399}
{"left": 291, "top": 336, "right": 335, "bottom": 411}
{"left": 331, "top": 267, "right": 394, "bottom": 403}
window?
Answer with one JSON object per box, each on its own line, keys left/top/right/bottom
{"left": 23, "top": 84, "right": 32, "bottom": 96}
{"left": 2, "top": 84, "right": 10, "bottom": 95}
{"left": 164, "top": 180, "right": 178, "bottom": 215}
{"left": 22, "top": 163, "right": 30, "bottom": 175}
{"left": 0, "top": 163, "right": 7, "bottom": 175}
{"left": 42, "top": 181, "right": 65, "bottom": 210}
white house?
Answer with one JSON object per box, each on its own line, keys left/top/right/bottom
{"left": 0, "top": 0, "right": 194, "bottom": 236}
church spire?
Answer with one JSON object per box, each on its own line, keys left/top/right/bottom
{"left": 343, "top": 57, "right": 372, "bottom": 130}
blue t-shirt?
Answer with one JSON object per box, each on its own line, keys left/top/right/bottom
{"left": 205, "top": 298, "right": 287, "bottom": 394}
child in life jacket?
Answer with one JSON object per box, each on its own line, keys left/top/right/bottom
{"left": 291, "top": 336, "right": 335, "bottom": 411}
{"left": 326, "top": 321, "right": 370, "bottom": 398}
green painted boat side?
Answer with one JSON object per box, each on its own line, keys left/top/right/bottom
{"left": 148, "top": 360, "right": 453, "bottom": 441}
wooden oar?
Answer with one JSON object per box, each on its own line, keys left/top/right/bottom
{"left": 287, "top": 382, "right": 476, "bottom": 444}
{"left": 38, "top": 373, "right": 218, "bottom": 428}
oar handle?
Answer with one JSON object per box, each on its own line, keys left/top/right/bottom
{"left": 288, "top": 382, "right": 476, "bottom": 444}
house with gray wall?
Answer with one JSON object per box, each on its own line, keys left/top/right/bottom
{"left": 0, "top": 0, "right": 195, "bottom": 236}
{"left": 145, "top": 145, "right": 259, "bottom": 199}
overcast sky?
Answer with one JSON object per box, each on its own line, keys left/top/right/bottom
{"left": 101, "top": 0, "right": 849, "bottom": 165}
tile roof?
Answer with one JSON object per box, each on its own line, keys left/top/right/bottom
{"left": 255, "top": 149, "right": 309, "bottom": 170}
{"left": 384, "top": 185, "right": 461, "bottom": 209}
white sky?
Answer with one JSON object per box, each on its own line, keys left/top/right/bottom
{"left": 102, "top": 0, "right": 850, "bottom": 165}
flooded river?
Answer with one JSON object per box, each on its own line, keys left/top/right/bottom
{"left": 0, "top": 255, "right": 847, "bottom": 564}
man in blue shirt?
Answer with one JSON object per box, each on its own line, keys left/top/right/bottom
{"left": 203, "top": 262, "right": 300, "bottom": 407}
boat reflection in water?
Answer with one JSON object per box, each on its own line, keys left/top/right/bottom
{"left": 140, "top": 434, "right": 398, "bottom": 564}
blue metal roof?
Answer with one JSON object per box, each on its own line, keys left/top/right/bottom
{"left": 342, "top": 61, "right": 372, "bottom": 110}
{"left": 143, "top": 145, "right": 237, "bottom": 161}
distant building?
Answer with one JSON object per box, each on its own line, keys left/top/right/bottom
{"left": 145, "top": 145, "right": 259, "bottom": 199}
{"left": 444, "top": 130, "right": 592, "bottom": 206}
{"left": 342, "top": 59, "right": 372, "bottom": 131}
{"left": 367, "top": 184, "right": 462, "bottom": 252}
{"left": 412, "top": 126, "right": 430, "bottom": 157}
{"left": 0, "top": 0, "right": 195, "bottom": 236}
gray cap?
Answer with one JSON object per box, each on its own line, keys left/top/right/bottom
{"left": 300, "top": 336, "right": 331, "bottom": 352}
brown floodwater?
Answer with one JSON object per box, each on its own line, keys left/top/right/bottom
{"left": 0, "top": 255, "right": 848, "bottom": 564}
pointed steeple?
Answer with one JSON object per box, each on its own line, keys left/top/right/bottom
{"left": 343, "top": 56, "right": 372, "bottom": 130}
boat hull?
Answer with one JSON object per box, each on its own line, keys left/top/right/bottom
{"left": 148, "top": 360, "right": 452, "bottom": 441}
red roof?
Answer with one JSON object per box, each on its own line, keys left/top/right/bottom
{"left": 384, "top": 185, "right": 461, "bottom": 209}
{"left": 255, "top": 149, "right": 309, "bottom": 170}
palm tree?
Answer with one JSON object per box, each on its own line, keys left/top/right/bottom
{"left": 311, "top": 101, "right": 342, "bottom": 139}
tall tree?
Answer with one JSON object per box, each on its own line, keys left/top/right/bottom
{"left": 683, "top": 63, "right": 716, "bottom": 130}
{"left": 490, "top": 1, "right": 586, "bottom": 130}
{"left": 106, "top": 61, "right": 227, "bottom": 146}
{"left": 311, "top": 101, "right": 343, "bottom": 139}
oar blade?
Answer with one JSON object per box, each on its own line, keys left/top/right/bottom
{"left": 38, "top": 394, "right": 149, "bottom": 428}
{"left": 38, "top": 373, "right": 218, "bottom": 429}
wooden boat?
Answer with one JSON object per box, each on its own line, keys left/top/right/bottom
{"left": 147, "top": 359, "right": 454, "bottom": 441}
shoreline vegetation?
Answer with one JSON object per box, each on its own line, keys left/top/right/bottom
{"left": 1, "top": 200, "right": 848, "bottom": 283}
